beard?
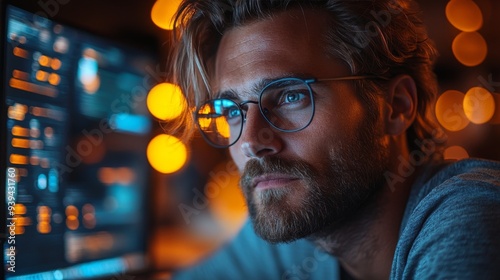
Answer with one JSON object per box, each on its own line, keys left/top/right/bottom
{"left": 239, "top": 120, "right": 389, "bottom": 243}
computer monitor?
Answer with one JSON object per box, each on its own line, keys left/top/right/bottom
{"left": 1, "top": 2, "right": 155, "bottom": 279}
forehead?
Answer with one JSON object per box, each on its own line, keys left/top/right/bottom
{"left": 211, "top": 8, "right": 349, "bottom": 98}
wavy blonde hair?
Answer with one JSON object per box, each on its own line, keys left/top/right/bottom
{"left": 170, "top": 0, "right": 444, "bottom": 153}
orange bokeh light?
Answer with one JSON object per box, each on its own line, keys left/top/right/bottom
{"left": 446, "top": 0, "right": 483, "bottom": 32}
{"left": 444, "top": 145, "right": 470, "bottom": 161}
{"left": 147, "top": 82, "right": 186, "bottom": 121}
{"left": 435, "top": 90, "right": 470, "bottom": 131}
{"left": 215, "top": 117, "right": 230, "bottom": 139}
{"left": 147, "top": 134, "right": 187, "bottom": 174}
{"left": 198, "top": 104, "right": 212, "bottom": 129}
{"left": 463, "top": 87, "right": 496, "bottom": 124}
{"left": 452, "top": 31, "right": 487, "bottom": 67}
{"left": 151, "top": 0, "right": 183, "bottom": 30}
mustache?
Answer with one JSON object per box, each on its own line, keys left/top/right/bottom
{"left": 240, "top": 157, "right": 315, "bottom": 189}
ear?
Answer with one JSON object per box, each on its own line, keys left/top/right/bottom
{"left": 384, "top": 75, "right": 418, "bottom": 135}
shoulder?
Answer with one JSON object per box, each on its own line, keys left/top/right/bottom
{"left": 414, "top": 158, "right": 500, "bottom": 215}
{"left": 411, "top": 158, "right": 500, "bottom": 218}
{"left": 393, "top": 158, "right": 500, "bottom": 279}
{"left": 173, "top": 220, "right": 339, "bottom": 280}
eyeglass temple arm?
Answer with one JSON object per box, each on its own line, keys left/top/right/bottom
{"left": 316, "top": 75, "right": 390, "bottom": 82}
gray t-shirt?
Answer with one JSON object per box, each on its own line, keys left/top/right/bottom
{"left": 172, "top": 158, "right": 500, "bottom": 279}
{"left": 392, "top": 158, "right": 500, "bottom": 279}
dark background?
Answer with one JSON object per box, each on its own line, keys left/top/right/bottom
{"left": 3, "top": 0, "right": 500, "bottom": 276}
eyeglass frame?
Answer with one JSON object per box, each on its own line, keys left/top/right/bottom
{"left": 194, "top": 75, "right": 387, "bottom": 148}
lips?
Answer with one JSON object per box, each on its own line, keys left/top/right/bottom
{"left": 252, "top": 174, "right": 300, "bottom": 190}
{"left": 240, "top": 157, "right": 310, "bottom": 194}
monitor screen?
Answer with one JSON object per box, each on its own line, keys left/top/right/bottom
{"left": 1, "top": 4, "right": 154, "bottom": 279}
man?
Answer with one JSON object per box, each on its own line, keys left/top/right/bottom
{"left": 168, "top": 0, "right": 500, "bottom": 279}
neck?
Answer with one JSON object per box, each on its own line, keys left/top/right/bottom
{"left": 310, "top": 144, "right": 419, "bottom": 280}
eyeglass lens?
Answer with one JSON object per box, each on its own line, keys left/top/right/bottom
{"left": 196, "top": 78, "right": 314, "bottom": 147}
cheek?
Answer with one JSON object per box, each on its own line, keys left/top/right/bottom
{"left": 317, "top": 97, "right": 366, "bottom": 137}
{"left": 293, "top": 102, "right": 365, "bottom": 156}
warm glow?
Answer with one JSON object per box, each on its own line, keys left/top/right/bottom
{"left": 48, "top": 73, "right": 61, "bottom": 85}
{"left": 37, "top": 222, "right": 51, "bottom": 234}
{"left": 65, "top": 205, "right": 79, "bottom": 216}
{"left": 44, "top": 127, "right": 54, "bottom": 138}
{"left": 13, "top": 47, "right": 29, "bottom": 58}
{"left": 30, "top": 156, "right": 40, "bottom": 166}
{"left": 99, "top": 167, "right": 136, "bottom": 185}
{"left": 10, "top": 78, "right": 58, "bottom": 97}
{"left": 147, "top": 134, "right": 187, "bottom": 174}
{"left": 446, "top": 0, "right": 483, "bottom": 32}
{"left": 12, "top": 126, "right": 29, "bottom": 137}
{"left": 15, "top": 204, "right": 27, "bottom": 215}
{"left": 51, "top": 58, "right": 62, "bottom": 70}
{"left": 66, "top": 205, "right": 79, "bottom": 230}
{"left": 208, "top": 161, "right": 247, "bottom": 237}
{"left": 39, "top": 55, "right": 51, "bottom": 67}
{"left": 151, "top": 0, "right": 183, "bottom": 30}
{"left": 30, "top": 127, "right": 40, "bottom": 138}
{"left": 14, "top": 203, "right": 30, "bottom": 235}
{"left": 15, "top": 217, "right": 29, "bottom": 235}
{"left": 12, "top": 70, "right": 29, "bottom": 80}
{"left": 444, "top": 146, "right": 470, "bottom": 160}
{"left": 36, "top": 70, "right": 49, "bottom": 82}
{"left": 99, "top": 167, "right": 115, "bottom": 185}
{"left": 435, "top": 90, "right": 470, "bottom": 131}
{"left": 10, "top": 154, "right": 28, "bottom": 165}
{"left": 12, "top": 138, "right": 30, "bottom": 148}
{"left": 78, "top": 49, "right": 100, "bottom": 94}
{"left": 66, "top": 216, "right": 79, "bottom": 230}
{"left": 452, "top": 32, "right": 487, "bottom": 67}
{"left": 82, "top": 74, "right": 100, "bottom": 94}
{"left": 147, "top": 83, "right": 186, "bottom": 120}
{"left": 463, "top": 87, "right": 496, "bottom": 124}
{"left": 489, "top": 92, "right": 500, "bottom": 124}
{"left": 8, "top": 103, "right": 28, "bottom": 121}
{"left": 83, "top": 213, "right": 96, "bottom": 229}
{"left": 82, "top": 204, "right": 96, "bottom": 229}
{"left": 198, "top": 104, "right": 212, "bottom": 129}
{"left": 30, "top": 140, "right": 44, "bottom": 150}
{"left": 116, "top": 167, "right": 135, "bottom": 185}
{"left": 215, "top": 117, "right": 230, "bottom": 138}
{"left": 37, "top": 206, "right": 52, "bottom": 234}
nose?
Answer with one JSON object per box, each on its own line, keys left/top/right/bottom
{"left": 239, "top": 104, "right": 282, "bottom": 158}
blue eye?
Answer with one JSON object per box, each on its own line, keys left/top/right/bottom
{"left": 276, "top": 90, "right": 308, "bottom": 107}
{"left": 284, "top": 91, "right": 306, "bottom": 103}
{"left": 226, "top": 107, "right": 241, "bottom": 119}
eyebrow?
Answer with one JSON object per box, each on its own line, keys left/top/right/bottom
{"left": 214, "top": 73, "right": 310, "bottom": 100}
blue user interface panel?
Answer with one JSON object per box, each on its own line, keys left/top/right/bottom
{"left": 2, "top": 4, "right": 154, "bottom": 279}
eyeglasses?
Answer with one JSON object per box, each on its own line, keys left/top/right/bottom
{"left": 195, "top": 75, "right": 382, "bottom": 148}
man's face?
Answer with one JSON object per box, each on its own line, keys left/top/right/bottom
{"left": 211, "top": 9, "right": 390, "bottom": 242}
